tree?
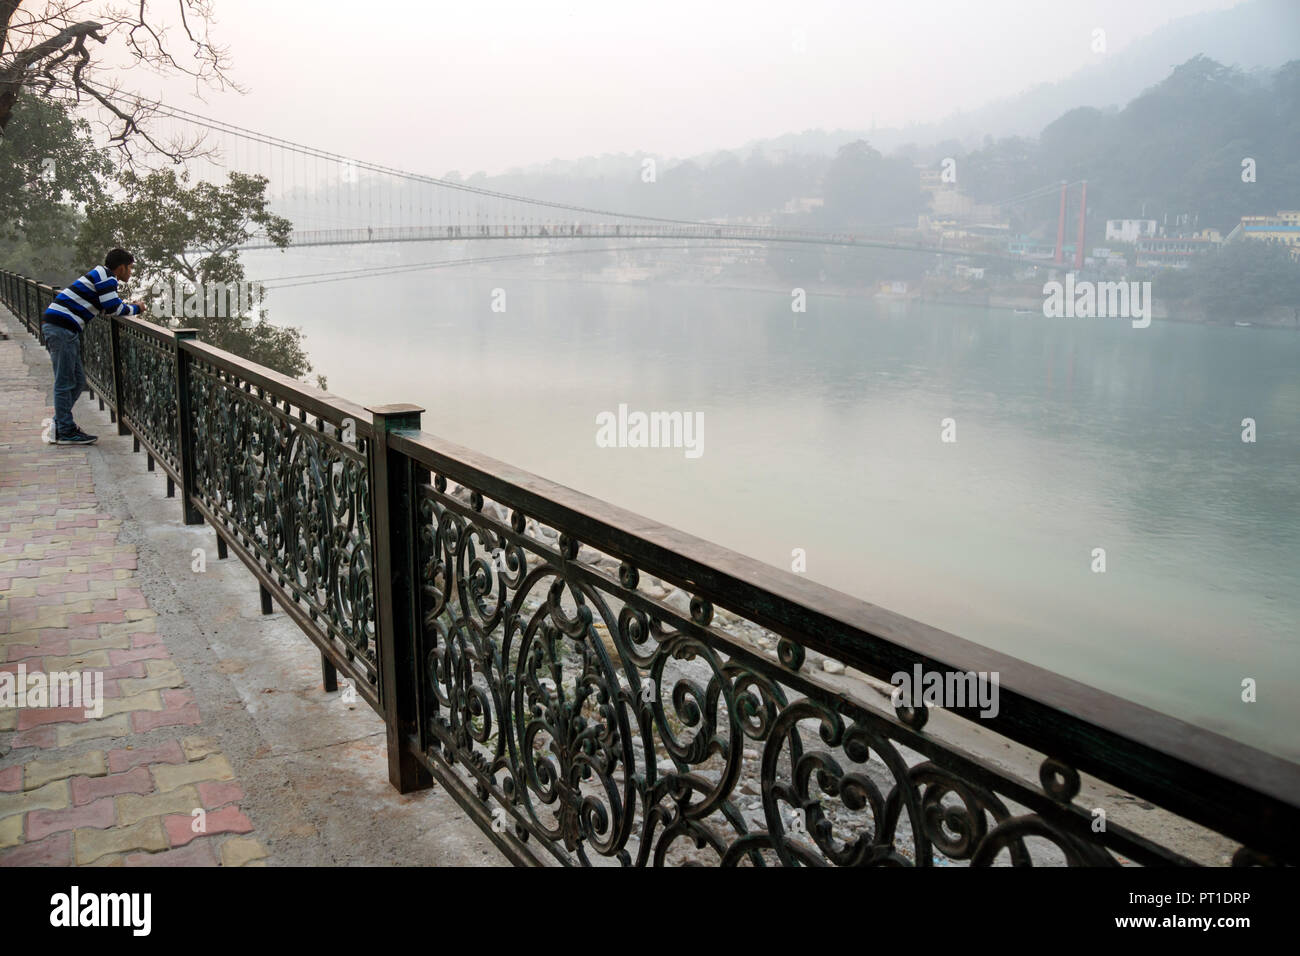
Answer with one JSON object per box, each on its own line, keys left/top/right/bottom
{"left": 1164, "top": 241, "right": 1300, "bottom": 324}
{"left": 961, "top": 135, "right": 1041, "bottom": 205}
{"left": 820, "top": 140, "right": 924, "bottom": 231}
{"left": 0, "top": 90, "right": 109, "bottom": 277}
{"left": 0, "top": 1, "right": 238, "bottom": 160}
{"left": 76, "top": 167, "right": 316, "bottom": 379}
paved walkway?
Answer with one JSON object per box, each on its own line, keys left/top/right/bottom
{"left": 0, "top": 317, "right": 267, "bottom": 866}
{"left": 0, "top": 306, "right": 499, "bottom": 867}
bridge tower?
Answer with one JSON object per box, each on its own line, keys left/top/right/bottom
{"left": 1053, "top": 181, "right": 1068, "bottom": 265}
{"left": 1074, "top": 180, "right": 1088, "bottom": 270}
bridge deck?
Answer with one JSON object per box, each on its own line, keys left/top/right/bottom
{"left": 237, "top": 223, "right": 1045, "bottom": 267}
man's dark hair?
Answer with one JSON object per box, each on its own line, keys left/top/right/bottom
{"left": 105, "top": 249, "right": 134, "bottom": 272}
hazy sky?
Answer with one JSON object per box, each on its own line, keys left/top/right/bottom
{"left": 127, "top": 0, "right": 1249, "bottom": 176}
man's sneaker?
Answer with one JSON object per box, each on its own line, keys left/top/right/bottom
{"left": 55, "top": 428, "right": 98, "bottom": 445}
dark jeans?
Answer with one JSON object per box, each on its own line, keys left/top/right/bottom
{"left": 41, "top": 323, "right": 86, "bottom": 436}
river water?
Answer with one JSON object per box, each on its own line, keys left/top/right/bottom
{"left": 247, "top": 247, "right": 1300, "bottom": 760}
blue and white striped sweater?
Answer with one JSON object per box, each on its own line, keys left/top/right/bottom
{"left": 42, "top": 265, "right": 141, "bottom": 333}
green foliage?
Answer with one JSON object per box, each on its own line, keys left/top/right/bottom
{"left": 77, "top": 168, "right": 313, "bottom": 379}
{"left": 0, "top": 93, "right": 110, "bottom": 279}
{"left": 820, "top": 141, "right": 925, "bottom": 230}
{"left": 962, "top": 135, "right": 1042, "bottom": 206}
{"left": 1161, "top": 241, "right": 1300, "bottom": 323}
{"left": 962, "top": 57, "right": 1300, "bottom": 235}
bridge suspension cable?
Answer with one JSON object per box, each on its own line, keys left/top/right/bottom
{"left": 124, "top": 95, "right": 1073, "bottom": 270}
{"left": 989, "top": 180, "right": 1085, "bottom": 208}
{"left": 121, "top": 95, "right": 746, "bottom": 229}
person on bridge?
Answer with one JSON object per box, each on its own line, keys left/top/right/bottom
{"left": 40, "top": 249, "right": 147, "bottom": 446}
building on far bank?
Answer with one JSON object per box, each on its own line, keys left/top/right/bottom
{"left": 1234, "top": 211, "right": 1300, "bottom": 227}
{"left": 1226, "top": 211, "right": 1300, "bottom": 260}
{"left": 928, "top": 188, "right": 1001, "bottom": 224}
{"left": 1090, "top": 248, "right": 1128, "bottom": 271}
{"left": 1105, "top": 219, "right": 1159, "bottom": 243}
{"left": 1134, "top": 235, "right": 1221, "bottom": 268}
{"left": 917, "top": 166, "right": 1003, "bottom": 227}
{"left": 1007, "top": 235, "right": 1067, "bottom": 259}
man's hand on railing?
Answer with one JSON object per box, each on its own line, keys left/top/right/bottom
{"left": 131, "top": 301, "right": 148, "bottom": 314}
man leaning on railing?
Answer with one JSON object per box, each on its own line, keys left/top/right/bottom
{"left": 40, "top": 249, "right": 148, "bottom": 446}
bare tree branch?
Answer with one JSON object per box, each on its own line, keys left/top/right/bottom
{"left": 0, "top": 0, "right": 242, "bottom": 165}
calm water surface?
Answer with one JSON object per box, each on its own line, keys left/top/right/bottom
{"left": 248, "top": 248, "right": 1300, "bottom": 759}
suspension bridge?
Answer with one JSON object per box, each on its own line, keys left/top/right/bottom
{"left": 135, "top": 99, "right": 1088, "bottom": 275}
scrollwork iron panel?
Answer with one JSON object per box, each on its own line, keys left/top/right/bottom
{"left": 81, "top": 315, "right": 115, "bottom": 406}
{"left": 413, "top": 478, "right": 1259, "bottom": 867}
{"left": 188, "top": 358, "right": 379, "bottom": 692}
{"left": 118, "top": 324, "right": 179, "bottom": 474}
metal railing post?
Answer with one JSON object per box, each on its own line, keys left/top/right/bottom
{"left": 79, "top": 332, "right": 91, "bottom": 404}
{"left": 366, "top": 403, "right": 432, "bottom": 794}
{"left": 172, "top": 329, "right": 203, "bottom": 525}
{"left": 110, "top": 318, "right": 130, "bottom": 435}
{"left": 35, "top": 281, "right": 47, "bottom": 344}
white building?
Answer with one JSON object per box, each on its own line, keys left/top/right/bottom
{"left": 1105, "top": 219, "right": 1159, "bottom": 243}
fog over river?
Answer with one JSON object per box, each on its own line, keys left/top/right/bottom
{"left": 250, "top": 249, "right": 1300, "bottom": 759}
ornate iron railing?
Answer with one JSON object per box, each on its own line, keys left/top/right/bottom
{"left": 80, "top": 306, "right": 116, "bottom": 402}
{"left": 117, "top": 319, "right": 182, "bottom": 478}
{"left": 187, "top": 349, "right": 380, "bottom": 702}
{"left": 3, "top": 266, "right": 1298, "bottom": 867}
